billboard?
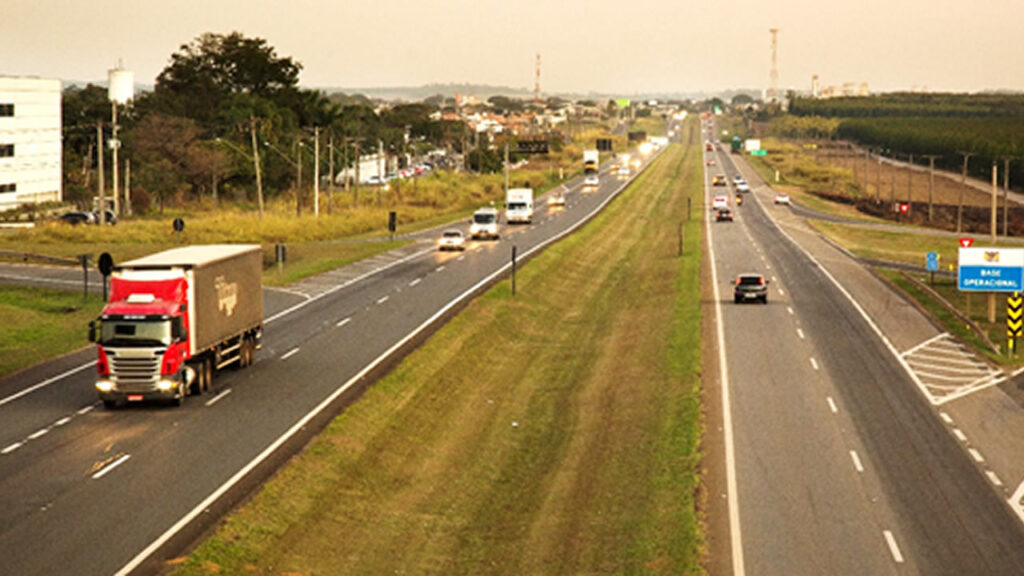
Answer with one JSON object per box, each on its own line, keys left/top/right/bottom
{"left": 958, "top": 247, "right": 1024, "bottom": 292}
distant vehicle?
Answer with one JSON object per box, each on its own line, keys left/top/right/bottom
{"left": 774, "top": 193, "right": 791, "bottom": 205}
{"left": 617, "top": 166, "right": 630, "bottom": 180}
{"left": 470, "top": 207, "right": 500, "bottom": 240}
{"left": 715, "top": 208, "right": 734, "bottom": 222}
{"left": 712, "top": 175, "right": 727, "bottom": 186}
{"left": 733, "top": 175, "right": 745, "bottom": 185}
{"left": 734, "top": 273, "right": 769, "bottom": 304}
{"left": 583, "top": 149, "right": 599, "bottom": 176}
{"left": 736, "top": 182, "right": 750, "bottom": 193}
{"left": 505, "top": 188, "right": 534, "bottom": 224}
{"left": 712, "top": 195, "right": 729, "bottom": 210}
{"left": 548, "top": 192, "right": 566, "bottom": 207}
{"left": 94, "top": 209, "right": 118, "bottom": 225}
{"left": 706, "top": 159, "right": 716, "bottom": 166}
{"left": 584, "top": 174, "right": 600, "bottom": 188}
{"left": 437, "top": 229, "right": 466, "bottom": 251}
{"left": 705, "top": 141, "right": 714, "bottom": 152}
{"left": 90, "top": 245, "right": 264, "bottom": 407}
{"left": 731, "top": 137, "right": 743, "bottom": 154}
{"left": 57, "top": 211, "right": 95, "bottom": 225}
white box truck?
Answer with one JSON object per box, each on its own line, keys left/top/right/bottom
{"left": 505, "top": 188, "right": 534, "bottom": 224}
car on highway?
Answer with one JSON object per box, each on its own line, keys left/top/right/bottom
{"left": 57, "top": 211, "right": 95, "bottom": 225}
{"left": 736, "top": 182, "right": 750, "bottom": 193}
{"left": 733, "top": 175, "right": 745, "bottom": 185}
{"left": 705, "top": 159, "right": 716, "bottom": 166}
{"left": 617, "top": 166, "right": 630, "bottom": 180}
{"left": 733, "top": 273, "right": 769, "bottom": 304}
{"left": 469, "top": 207, "right": 499, "bottom": 240}
{"left": 715, "top": 207, "right": 734, "bottom": 222}
{"left": 774, "top": 192, "right": 791, "bottom": 205}
{"left": 712, "top": 195, "right": 729, "bottom": 210}
{"left": 584, "top": 174, "right": 600, "bottom": 188}
{"left": 712, "top": 175, "right": 727, "bottom": 186}
{"left": 548, "top": 191, "right": 566, "bottom": 207}
{"left": 437, "top": 229, "right": 467, "bottom": 251}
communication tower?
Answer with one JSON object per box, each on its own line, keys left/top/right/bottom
{"left": 534, "top": 53, "right": 542, "bottom": 105}
{"left": 768, "top": 28, "right": 779, "bottom": 102}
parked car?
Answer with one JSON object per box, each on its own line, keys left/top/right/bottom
{"left": 437, "top": 229, "right": 466, "bottom": 251}
{"left": 93, "top": 209, "right": 117, "bottom": 225}
{"left": 734, "top": 273, "right": 769, "bottom": 304}
{"left": 57, "top": 211, "right": 95, "bottom": 225}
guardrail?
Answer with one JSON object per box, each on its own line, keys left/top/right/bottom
{"left": 0, "top": 250, "right": 80, "bottom": 266}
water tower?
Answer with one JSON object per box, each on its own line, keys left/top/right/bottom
{"left": 108, "top": 64, "right": 133, "bottom": 218}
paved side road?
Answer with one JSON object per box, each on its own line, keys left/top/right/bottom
{"left": 733, "top": 153, "right": 1024, "bottom": 526}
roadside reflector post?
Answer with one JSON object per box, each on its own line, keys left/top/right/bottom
{"left": 511, "top": 245, "right": 517, "bottom": 296}
{"left": 679, "top": 222, "right": 684, "bottom": 257}
{"left": 275, "top": 243, "right": 287, "bottom": 274}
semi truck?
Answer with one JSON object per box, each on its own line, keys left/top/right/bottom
{"left": 505, "top": 188, "right": 534, "bottom": 224}
{"left": 89, "top": 244, "right": 264, "bottom": 407}
{"left": 583, "top": 149, "right": 599, "bottom": 175}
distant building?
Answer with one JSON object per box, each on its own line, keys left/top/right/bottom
{"left": 0, "top": 76, "right": 62, "bottom": 211}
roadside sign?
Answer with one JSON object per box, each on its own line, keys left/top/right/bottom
{"left": 926, "top": 252, "right": 939, "bottom": 272}
{"left": 959, "top": 237, "right": 974, "bottom": 248}
{"left": 958, "top": 247, "right": 1024, "bottom": 292}
{"left": 1008, "top": 292, "right": 1023, "bottom": 337}
{"left": 750, "top": 149, "right": 767, "bottom": 157}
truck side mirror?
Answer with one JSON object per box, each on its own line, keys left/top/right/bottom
{"left": 87, "top": 320, "right": 97, "bottom": 343}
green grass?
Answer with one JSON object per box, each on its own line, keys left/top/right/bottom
{"left": 0, "top": 287, "right": 105, "bottom": 377}
{"left": 811, "top": 221, "right": 963, "bottom": 267}
{"left": 172, "top": 119, "right": 706, "bottom": 576}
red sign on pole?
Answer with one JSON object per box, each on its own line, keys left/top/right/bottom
{"left": 959, "top": 238, "right": 974, "bottom": 248}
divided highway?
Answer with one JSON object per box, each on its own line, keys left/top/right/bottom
{"left": 0, "top": 146, "right": 664, "bottom": 576}
{"left": 705, "top": 132, "right": 1024, "bottom": 575}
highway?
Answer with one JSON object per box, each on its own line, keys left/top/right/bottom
{"left": 703, "top": 126, "right": 1024, "bottom": 575}
{"left": 0, "top": 145, "right": 663, "bottom": 576}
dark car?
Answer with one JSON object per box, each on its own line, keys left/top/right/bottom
{"left": 57, "top": 211, "right": 95, "bottom": 225}
{"left": 733, "top": 273, "right": 769, "bottom": 304}
{"left": 715, "top": 208, "right": 734, "bottom": 222}
{"left": 93, "top": 210, "right": 117, "bottom": 225}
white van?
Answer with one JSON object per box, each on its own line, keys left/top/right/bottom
{"left": 470, "top": 207, "right": 500, "bottom": 240}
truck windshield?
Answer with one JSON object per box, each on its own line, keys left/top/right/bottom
{"left": 507, "top": 202, "right": 527, "bottom": 210}
{"left": 100, "top": 319, "right": 174, "bottom": 347}
{"left": 474, "top": 213, "right": 495, "bottom": 224}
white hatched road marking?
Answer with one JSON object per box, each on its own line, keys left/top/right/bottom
{"left": 900, "top": 333, "right": 1005, "bottom": 405}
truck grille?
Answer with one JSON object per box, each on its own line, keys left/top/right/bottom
{"left": 110, "top": 352, "right": 161, "bottom": 393}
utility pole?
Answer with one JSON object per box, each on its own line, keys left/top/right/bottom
{"left": 889, "top": 154, "right": 896, "bottom": 209}
{"left": 111, "top": 101, "right": 120, "bottom": 218}
{"left": 352, "top": 137, "right": 363, "bottom": 209}
{"left": 314, "top": 126, "right": 320, "bottom": 217}
{"left": 96, "top": 122, "right": 105, "bottom": 225}
{"left": 990, "top": 162, "right": 999, "bottom": 324}
{"left": 922, "top": 154, "right": 941, "bottom": 223}
{"left": 906, "top": 154, "right": 914, "bottom": 206}
{"left": 504, "top": 139, "right": 510, "bottom": 194}
{"left": 863, "top": 148, "right": 870, "bottom": 194}
{"left": 956, "top": 151, "right": 974, "bottom": 233}
{"left": 124, "top": 158, "right": 131, "bottom": 216}
{"left": 249, "top": 115, "right": 264, "bottom": 219}
{"left": 328, "top": 136, "right": 334, "bottom": 215}
{"left": 1003, "top": 158, "right": 1012, "bottom": 237}
{"left": 377, "top": 140, "right": 384, "bottom": 207}
{"left": 295, "top": 141, "right": 303, "bottom": 217}
{"left": 876, "top": 152, "right": 882, "bottom": 202}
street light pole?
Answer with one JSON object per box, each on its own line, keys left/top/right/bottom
{"left": 956, "top": 151, "right": 974, "bottom": 233}
{"left": 314, "top": 126, "right": 320, "bottom": 217}
{"left": 249, "top": 116, "right": 264, "bottom": 219}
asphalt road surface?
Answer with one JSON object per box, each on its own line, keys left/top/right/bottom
{"left": 0, "top": 141, "right": 669, "bottom": 576}
{"left": 704, "top": 127, "right": 1024, "bottom": 575}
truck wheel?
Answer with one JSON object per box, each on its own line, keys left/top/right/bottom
{"left": 240, "top": 338, "right": 253, "bottom": 368}
{"left": 202, "top": 358, "right": 213, "bottom": 393}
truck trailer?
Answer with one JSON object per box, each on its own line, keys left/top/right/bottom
{"left": 505, "top": 188, "right": 534, "bottom": 224}
{"left": 583, "top": 149, "right": 599, "bottom": 175}
{"left": 89, "top": 245, "right": 264, "bottom": 407}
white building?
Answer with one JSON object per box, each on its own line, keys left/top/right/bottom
{"left": 0, "top": 77, "right": 62, "bottom": 211}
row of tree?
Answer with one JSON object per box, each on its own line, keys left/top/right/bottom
{"left": 62, "top": 32, "right": 474, "bottom": 212}
{"left": 790, "top": 93, "right": 1024, "bottom": 119}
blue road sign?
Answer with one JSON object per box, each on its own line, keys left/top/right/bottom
{"left": 926, "top": 252, "right": 939, "bottom": 272}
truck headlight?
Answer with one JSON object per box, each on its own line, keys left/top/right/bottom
{"left": 157, "top": 379, "right": 176, "bottom": 392}
{"left": 96, "top": 380, "right": 114, "bottom": 393}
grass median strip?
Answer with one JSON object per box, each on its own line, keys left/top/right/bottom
{"left": 0, "top": 287, "right": 104, "bottom": 377}
{"left": 175, "top": 124, "right": 705, "bottom": 575}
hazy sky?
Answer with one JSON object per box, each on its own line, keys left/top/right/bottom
{"left": 3, "top": 0, "right": 1023, "bottom": 95}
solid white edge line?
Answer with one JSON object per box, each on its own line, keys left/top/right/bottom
{"left": 280, "top": 348, "right": 299, "bottom": 361}
{"left": 0, "top": 361, "right": 94, "bottom": 408}
{"left": 849, "top": 450, "right": 864, "bottom": 473}
{"left": 706, "top": 146, "right": 747, "bottom": 576}
{"left": 204, "top": 388, "right": 232, "bottom": 407}
{"left": 92, "top": 454, "right": 131, "bottom": 480}
{"left": 883, "top": 530, "right": 905, "bottom": 563}
{"left": 112, "top": 138, "right": 659, "bottom": 576}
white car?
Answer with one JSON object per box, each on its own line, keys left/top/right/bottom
{"left": 584, "top": 174, "right": 600, "bottom": 188}
{"left": 437, "top": 229, "right": 466, "bottom": 251}
{"left": 712, "top": 195, "right": 729, "bottom": 210}
{"left": 733, "top": 175, "right": 745, "bottom": 185}
{"left": 774, "top": 193, "right": 791, "bottom": 205}
{"left": 548, "top": 192, "right": 566, "bottom": 207}
{"left": 736, "top": 182, "right": 750, "bottom": 193}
